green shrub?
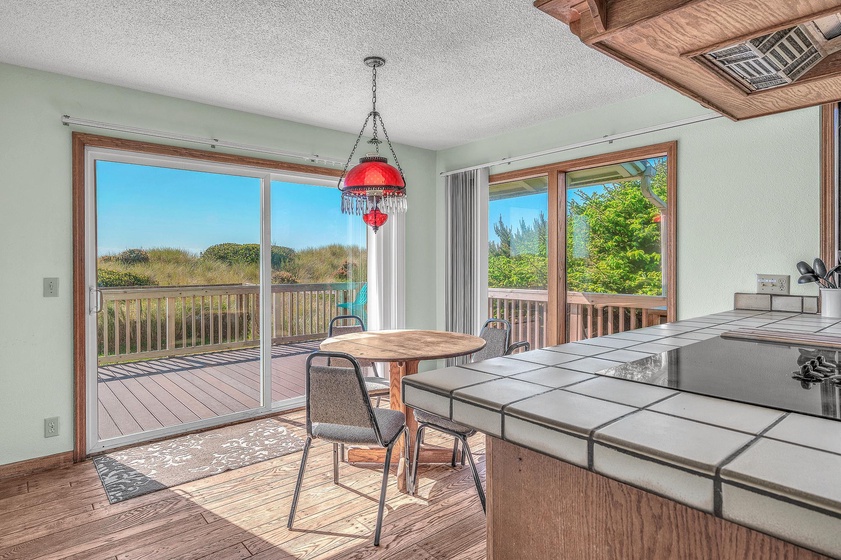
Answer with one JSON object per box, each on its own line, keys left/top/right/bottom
{"left": 272, "top": 270, "right": 297, "bottom": 284}
{"left": 98, "top": 268, "right": 156, "bottom": 287}
{"left": 202, "top": 243, "right": 294, "bottom": 269}
{"left": 147, "top": 247, "right": 196, "bottom": 264}
{"left": 115, "top": 248, "right": 151, "bottom": 264}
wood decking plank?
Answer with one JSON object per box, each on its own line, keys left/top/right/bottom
{"left": 114, "top": 376, "right": 181, "bottom": 428}
{"left": 163, "top": 369, "right": 239, "bottom": 417}
{"left": 97, "top": 382, "right": 143, "bottom": 437}
{"left": 143, "top": 373, "right": 216, "bottom": 420}
{"left": 131, "top": 375, "right": 201, "bottom": 425}
{"left": 103, "top": 380, "right": 163, "bottom": 433}
{"left": 96, "top": 342, "right": 365, "bottom": 444}
{"left": 180, "top": 368, "right": 255, "bottom": 411}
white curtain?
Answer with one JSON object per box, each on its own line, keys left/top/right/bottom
{"left": 367, "top": 212, "right": 405, "bottom": 332}
{"left": 445, "top": 168, "right": 489, "bottom": 363}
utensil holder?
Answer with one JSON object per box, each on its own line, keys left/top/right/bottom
{"left": 821, "top": 288, "right": 841, "bottom": 318}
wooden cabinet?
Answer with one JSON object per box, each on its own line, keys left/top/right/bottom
{"left": 535, "top": 0, "right": 841, "bottom": 119}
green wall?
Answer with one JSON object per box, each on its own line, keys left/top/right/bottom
{"left": 0, "top": 61, "right": 824, "bottom": 467}
{"left": 0, "top": 62, "right": 437, "bottom": 465}
{"left": 435, "top": 90, "right": 821, "bottom": 327}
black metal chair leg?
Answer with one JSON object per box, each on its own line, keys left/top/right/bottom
{"left": 333, "top": 443, "right": 339, "bottom": 484}
{"left": 411, "top": 425, "right": 425, "bottom": 496}
{"left": 461, "top": 444, "right": 466, "bottom": 466}
{"left": 374, "top": 444, "right": 395, "bottom": 546}
{"left": 451, "top": 438, "right": 459, "bottom": 467}
{"left": 287, "top": 437, "right": 312, "bottom": 528}
{"left": 460, "top": 435, "right": 486, "bottom": 513}
{"left": 340, "top": 443, "right": 346, "bottom": 463}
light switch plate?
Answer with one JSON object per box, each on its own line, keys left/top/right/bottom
{"left": 756, "top": 274, "right": 790, "bottom": 294}
{"left": 43, "top": 277, "right": 59, "bottom": 297}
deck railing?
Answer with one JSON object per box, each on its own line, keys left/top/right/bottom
{"left": 97, "top": 282, "right": 363, "bottom": 364}
{"left": 488, "top": 288, "right": 668, "bottom": 350}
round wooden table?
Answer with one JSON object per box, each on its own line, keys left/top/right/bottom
{"left": 319, "top": 329, "right": 486, "bottom": 491}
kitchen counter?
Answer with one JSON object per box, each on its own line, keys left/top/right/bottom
{"left": 402, "top": 309, "right": 841, "bottom": 559}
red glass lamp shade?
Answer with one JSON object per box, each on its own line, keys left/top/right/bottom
{"left": 362, "top": 208, "right": 388, "bottom": 232}
{"left": 344, "top": 155, "right": 405, "bottom": 194}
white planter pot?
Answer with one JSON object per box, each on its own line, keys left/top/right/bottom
{"left": 821, "top": 288, "right": 841, "bottom": 318}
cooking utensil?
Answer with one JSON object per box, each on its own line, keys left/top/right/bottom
{"left": 797, "top": 261, "right": 816, "bottom": 275}
{"left": 798, "top": 273, "right": 821, "bottom": 285}
{"left": 814, "top": 258, "right": 828, "bottom": 278}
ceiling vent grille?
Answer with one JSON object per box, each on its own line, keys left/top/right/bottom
{"left": 703, "top": 23, "right": 824, "bottom": 91}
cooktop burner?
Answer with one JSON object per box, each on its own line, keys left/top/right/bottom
{"left": 597, "top": 336, "right": 841, "bottom": 421}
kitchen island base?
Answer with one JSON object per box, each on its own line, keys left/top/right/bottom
{"left": 486, "top": 438, "right": 829, "bottom": 560}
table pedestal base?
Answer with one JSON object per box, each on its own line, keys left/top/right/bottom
{"left": 343, "top": 359, "right": 456, "bottom": 492}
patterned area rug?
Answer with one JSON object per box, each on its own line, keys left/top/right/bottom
{"left": 93, "top": 418, "right": 305, "bottom": 504}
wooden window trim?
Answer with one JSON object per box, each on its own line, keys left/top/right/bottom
{"left": 821, "top": 104, "right": 837, "bottom": 268}
{"left": 489, "top": 141, "right": 677, "bottom": 345}
{"left": 72, "top": 133, "right": 340, "bottom": 461}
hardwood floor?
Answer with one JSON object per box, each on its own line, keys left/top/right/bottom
{"left": 97, "top": 342, "right": 324, "bottom": 440}
{"left": 0, "top": 409, "right": 487, "bottom": 559}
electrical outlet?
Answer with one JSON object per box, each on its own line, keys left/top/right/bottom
{"left": 44, "top": 417, "right": 59, "bottom": 438}
{"left": 43, "top": 277, "right": 59, "bottom": 298}
{"left": 757, "top": 274, "right": 790, "bottom": 294}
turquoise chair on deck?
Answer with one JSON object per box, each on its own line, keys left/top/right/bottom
{"left": 338, "top": 284, "right": 368, "bottom": 320}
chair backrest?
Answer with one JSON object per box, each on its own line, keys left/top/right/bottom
{"left": 305, "top": 351, "right": 384, "bottom": 444}
{"left": 472, "top": 318, "right": 511, "bottom": 363}
{"left": 353, "top": 284, "right": 368, "bottom": 305}
{"left": 329, "top": 314, "right": 366, "bottom": 337}
{"left": 505, "top": 340, "right": 531, "bottom": 355}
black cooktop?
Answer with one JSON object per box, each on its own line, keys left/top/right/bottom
{"left": 598, "top": 336, "right": 841, "bottom": 421}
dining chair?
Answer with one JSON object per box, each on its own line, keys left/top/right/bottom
{"left": 328, "top": 315, "right": 390, "bottom": 462}
{"left": 471, "top": 318, "right": 512, "bottom": 362}
{"left": 328, "top": 315, "right": 390, "bottom": 402}
{"left": 288, "top": 351, "right": 410, "bottom": 547}
{"left": 505, "top": 340, "right": 531, "bottom": 355}
{"left": 408, "top": 318, "right": 512, "bottom": 513}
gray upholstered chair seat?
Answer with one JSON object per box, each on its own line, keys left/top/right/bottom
{"left": 313, "top": 408, "right": 405, "bottom": 446}
{"left": 414, "top": 409, "right": 475, "bottom": 436}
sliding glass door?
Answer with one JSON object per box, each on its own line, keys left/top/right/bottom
{"left": 85, "top": 148, "right": 352, "bottom": 453}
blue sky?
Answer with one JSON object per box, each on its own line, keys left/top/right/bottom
{"left": 96, "top": 161, "right": 366, "bottom": 255}
{"left": 488, "top": 186, "right": 605, "bottom": 244}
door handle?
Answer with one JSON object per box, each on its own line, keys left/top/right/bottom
{"left": 90, "top": 287, "right": 103, "bottom": 314}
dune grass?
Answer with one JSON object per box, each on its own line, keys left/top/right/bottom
{"left": 97, "top": 245, "right": 366, "bottom": 287}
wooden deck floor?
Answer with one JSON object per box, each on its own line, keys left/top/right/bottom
{"left": 0, "top": 409, "right": 486, "bottom": 559}
{"left": 97, "top": 342, "right": 327, "bottom": 441}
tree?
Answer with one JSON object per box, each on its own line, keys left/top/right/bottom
{"left": 488, "top": 158, "right": 667, "bottom": 295}
{"left": 489, "top": 212, "right": 548, "bottom": 289}
{"left": 566, "top": 159, "right": 666, "bottom": 295}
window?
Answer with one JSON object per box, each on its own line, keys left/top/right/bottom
{"left": 487, "top": 143, "right": 676, "bottom": 349}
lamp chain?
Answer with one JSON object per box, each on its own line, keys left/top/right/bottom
{"left": 378, "top": 114, "right": 404, "bottom": 179}
{"left": 370, "top": 65, "right": 380, "bottom": 152}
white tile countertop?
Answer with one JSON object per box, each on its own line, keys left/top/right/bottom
{"left": 402, "top": 310, "right": 841, "bottom": 558}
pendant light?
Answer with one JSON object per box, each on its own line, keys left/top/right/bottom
{"left": 338, "top": 56, "right": 407, "bottom": 233}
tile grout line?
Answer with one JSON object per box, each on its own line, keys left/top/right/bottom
{"left": 712, "top": 412, "right": 789, "bottom": 517}
{"left": 585, "top": 392, "right": 680, "bottom": 470}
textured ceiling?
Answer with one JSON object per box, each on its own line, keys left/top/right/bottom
{"left": 0, "top": 0, "right": 663, "bottom": 150}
